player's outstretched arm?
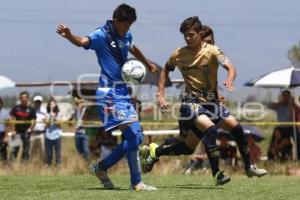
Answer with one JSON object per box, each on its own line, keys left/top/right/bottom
{"left": 56, "top": 24, "right": 90, "bottom": 47}
{"left": 222, "top": 62, "right": 237, "bottom": 92}
{"left": 129, "top": 45, "right": 158, "bottom": 73}
{"left": 157, "top": 67, "right": 170, "bottom": 113}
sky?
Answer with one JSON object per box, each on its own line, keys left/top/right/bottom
{"left": 0, "top": 0, "right": 300, "bottom": 100}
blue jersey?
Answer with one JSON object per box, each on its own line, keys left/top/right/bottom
{"left": 84, "top": 20, "right": 137, "bottom": 131}
{"left": 84, "top": 20, "right": 132, "bottom": 91}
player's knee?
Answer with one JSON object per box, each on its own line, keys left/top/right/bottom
{"left": 123, "top": 122, "right": 144, "bottom": 151}
{"left": 122, "top": 121, "right": 143, "bottom": 139}
{"left": 205, "top": 125, "right": 218, "bottom": 136}
{"left": 203, "top": 125, "right": 218, "bottom": 146}
{"left": 126, "top": 134, "right": 142, "bottom": 151}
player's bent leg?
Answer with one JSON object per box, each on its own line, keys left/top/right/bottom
{"left": 194, "top": 115, "right": 230, "bottom": 185}
{"left": 140, "top": 143, "right": 160, "bottom": 173}
{"left": 141, "top": 141, "right": 195, "bottom": 173}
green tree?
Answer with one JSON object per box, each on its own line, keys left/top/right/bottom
{"left": 288, "top": 41, "right": 300, "bottom": 67}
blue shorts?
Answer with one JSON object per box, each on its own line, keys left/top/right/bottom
{"left": 178, "top": 101, "right": 231, "bottom": 138}
{"left": 96, "top": 88, "right": 138, "bottom": 132}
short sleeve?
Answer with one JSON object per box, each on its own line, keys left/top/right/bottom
{"left": 211, "top": 45, "right": 231, "bottom": 66}
{"left": 83, "top": 29, "right": 106, "bottom": 51}
{"left": 165, "top": 50, "right": 179, "bottom": 71}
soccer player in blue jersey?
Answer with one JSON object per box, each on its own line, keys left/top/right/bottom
{"left": 57, "top": 4, "right": 157, "bottom": 191}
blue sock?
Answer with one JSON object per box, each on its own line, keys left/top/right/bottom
{"left": 123, "top": 122, "right": 144, "bottom": 185}
{"left": 127, "top": 136, "right": 142, "bottom": 185}
{"left": 98, "top": 140, "right": 128, "bottom": 171}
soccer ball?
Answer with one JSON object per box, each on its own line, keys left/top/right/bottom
{"left": 121, "top": 60, "right": 146, "bottom": 84}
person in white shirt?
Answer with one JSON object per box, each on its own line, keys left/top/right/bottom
{"left": 31, "top": 95, "right": 47, "bottom": 162}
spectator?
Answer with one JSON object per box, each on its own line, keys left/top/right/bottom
{"left": 9, "top": 91, "right": 36, "bottom": 162}
{"left": 98, "top": 130, "right": 117, "bottom": 161}
{"left": 45, "top": 98, "right": 62, "bottom": 167}
{"left": 31, "top": 95, "right": 47, "bottom": 162}
{"left": 267, "top": 127, "right": 293, "bottom": 161}
{"left": 184, "top": 142, "right": 209, "bottom": 175}
{"left": 69, "top": 97, "right": 90, "bottom": 162}
{"left": 0, "top": 97, "right": 10, "bottom": 161}
{"left": 218, "top": 136, "right": 238, "bottom": 166}
{"left": 269, "top": 90, "right": 297, "bottom": 159}
{"left": 247, "top": 135, "right": 262, "bottom": 164}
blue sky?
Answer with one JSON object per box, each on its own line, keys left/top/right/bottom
{"left": 0, "top": 0, "right": 300, "bottom": 98}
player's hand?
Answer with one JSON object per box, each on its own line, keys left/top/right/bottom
{"left": 223, "top": 79, "right": 235, "bottom": 92}
{"left": 218, "top": 95, "right": 226, "bottom": 105}
{"left": 57, "top": 24, "right": 72, "bottom": 39}
{"left": 147, "top": 63, "right": 158, "bottom": 73}
{"left": 157, "top": 93, "right": 169, "bottom": 113}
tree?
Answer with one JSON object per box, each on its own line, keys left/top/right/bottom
{"left": 288, "top": 42, "right": 300, "bottom": 67}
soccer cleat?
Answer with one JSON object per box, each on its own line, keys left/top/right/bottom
{"left": 246, "top": 165, "right": 268, "bottom": 178}
{"left": 149, "top": 143, "right": 159, "bottom": 159}
{"left": 139, "top": 145, "right": 150, "bottom": 158}
{"left": 214, "top": 171, "right": 231, "bottom": 186}
{"left": 140, "top": 143, "right": 159, "bottom": 173}
{"left": 130, "top": 181, "right": 157, "bottom": 191}
{"left": 89, "top": 163, "right": 115, "bottom": 189}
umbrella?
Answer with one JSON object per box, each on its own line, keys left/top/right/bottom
{"left": 242, "top": 125, "right": 265, "bottom": 142}
{"left": 244, "top": 66, "right": 300, "bottom": 88}
{"left": 244, "top": 65, "right": 299, "bottom": 158}
{"left": 0, "top": 75, "right": 15, "bottom": 90}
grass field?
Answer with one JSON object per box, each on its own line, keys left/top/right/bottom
{"left": 1, "top": 175, "right": 300, "bottom": 200}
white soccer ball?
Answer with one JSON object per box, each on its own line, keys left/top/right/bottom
{"left": 121, "top": 60, "right": 146, "bottom": 84}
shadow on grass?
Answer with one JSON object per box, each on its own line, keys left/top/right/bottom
{"left": 86, "top": 187, "right": 128, "bottom": 191}
{"left": 158, "top": 184, "right": 225, "bottom": 190}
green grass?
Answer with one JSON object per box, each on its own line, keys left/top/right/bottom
{"left": 1, "top": 175, "right": 300, "bottom": 200}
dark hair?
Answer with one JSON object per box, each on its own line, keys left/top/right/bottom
{"left": 282, "top": 90, "right": 291, "bottom": 96}
{"left": 113, "top": 4, "right": 137, "bottom": 22}
{"left": 201, "top": 25, "right": 214, "bottom": 39}
{"left": 180, "top": 16, "right": 202, "bottom": 34}
{"left": 47, "top": 98, "right": 59, "bottom": 113}
{"left": 19, "top": 91, "right": 29, "bottom": 98}
{"left": 201, "top": 25, "right": 215, "bottom": 45}
{"left": 0, "top": 97, "right": 3, "bottom": 105}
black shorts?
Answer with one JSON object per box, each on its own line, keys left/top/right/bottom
{"left": 178, "top": 101, "right": 231, "bottom": 139}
